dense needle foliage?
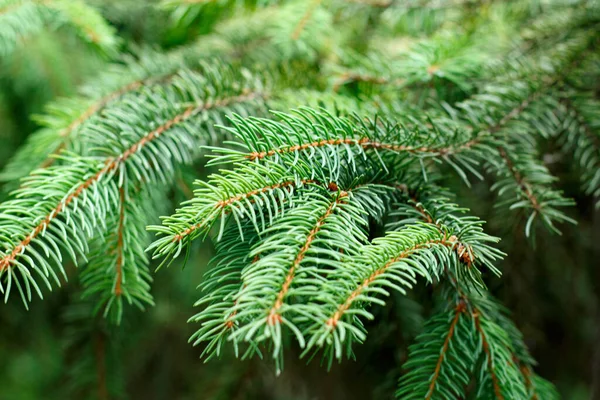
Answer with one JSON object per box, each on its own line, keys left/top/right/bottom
{"left": 0, "top": 0, "right": 599, "bottom": 399}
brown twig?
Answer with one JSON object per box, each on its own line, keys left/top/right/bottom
{"left": 474, "top": 313, "right": 504, "bottom": 400}
{"left": 114, "top": 187, "right": 126, "bottom": 296}
{"left": 246, "top": 136, "right": 477, "bottom": 162}
{"left": 496, "top": 146, "right": 540, "bottom": 212}
{"left": 172, "top": 178, "right": 319, "bottom": 242}
{"left": 426, "top": 302, "right": 467, "bottom": 399}
{"left": 267, "top": 191, "right": 348, "bottom": 325}
{"left": 326, "top": 237, "right": 452, "bottom": 328}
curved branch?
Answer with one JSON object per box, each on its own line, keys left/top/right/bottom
{"left": 326, "top": 237, "right": 450, "bottom": 328}
{"left": 0, "top": 92, "right": 260, "bottom": 272}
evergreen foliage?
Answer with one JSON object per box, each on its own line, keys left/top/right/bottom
{"left": 1, "top": 0, "right": 599, "bottom": 398}
{"left": 0, "top": 0, "right": 119, "bottom": 57}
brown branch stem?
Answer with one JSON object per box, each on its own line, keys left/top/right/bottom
{"left": 114, "top": 187, "right": 126, "bottom": 296}
{"left": 474, "top": 313, "right": 504, "bottom": 400}
{"left": 326, "top": 237, "right": 451, "bottom": 328}
{"left": 267, "top": 191, "right": 348, "bottom": 325}
{"left": 426, "top": 302, "right": 467, "bottom": 400}
{"left": 172, "top": 178, "right": 319, "bottom": 242}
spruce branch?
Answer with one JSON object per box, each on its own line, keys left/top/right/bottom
{"left": 0, "top": 50, "right": 191, "bottom": 182}
{"left": 200, "top": 1, "right": 335, "bottom": 64}
{"left": 0, "top": 0, "right": 594, "bottom": 394}
{"left": 208, "top": 108, "right": 486, "bottom": 177}
{"left": 302, "top": 216, "right": 497, "bottom": 364}
{"left": 396, "top": 286, "right": 536, "bottom": 399}
{"left": 0, "top": 64, "right": 267, "bottom": 305}
{"left": 186, "top": 174, "right": 402, "bottom": 366}
{"left": 228, "top": 183, "right": 377, "bottom": 366}
{"left": 396, "top": 290, "right": 537, "bottom": 399}
{"left": 329, "top": 29, "right": 501, "bottom": 96}
{"left": 148, "top": 161, "right": 320, "bottom": 259}
{"left": 188, "top": 221, "right": 261, "bottom": 361}
{"left": 396, "top": 303, "right": 475, "bottom": 400}
{"left": 80, "top": 184, "right": 160, "bottom": 324}
{"left": 0, "top": 156, "right": 120, "bottom": 306}
{"left": 152, "top": 107, "right": 488, "bottom": 262}
{"left": 473, "top": 312, "right": 529, "bottom": 400}
{"left": 433, "top": 32, "right": 597, "bottom": 234}
{"left": 471, "top": 292, "right": 561, "bottom": 399}
{"left": 291, "top": 0, "right": 321, "bottom": 41}
{"left": 160, "top": 0, "right": 282, "bottom": 28}
{"left": 389, "top": 187, "right": 556, "bottom": 398}
{"left": 557, "top": 81, "right": 600, "bottom": 207}
{"left": 1, "top": 0, "right": 331, "bottom": 184}
{"left": 387, "top": 184, "right": 504, "bottom": 278}
{"left": 0, "top": 0, "right": 119, "bottom": 58}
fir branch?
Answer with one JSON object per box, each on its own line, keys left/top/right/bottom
{"left": 0, "top": 0, "right": 119, "bottom": 58}
{"left": 189, "top": 222, "right": 261, "bottom": 361}
{"left": 528, "top": 374, "right": 561, "bottom": 400}
{"left": 496, "top": 146, "right": 541, "bottom": 212}
{"left": 473, "top": 312, "right": 529, "bottom": 400}
{"left": 396, "top": 303, "right": 475, "bottom": 400}
{"left": 0, "top": 159, "right": 118, "bottom": 273}
{"left": 201, "top": 1, "right": 334, "bottom": 64}
{"left": 437, "top": 32, "right": 596, "bottom": 234}
{"left": 558, "top": 94, "right": 600, "bottom": 207}
{"left": 397, "top": 286, "right": 549, "bottom": 399}
{"left": 1, "top": 1, "right": 594, "bottom": 392}
{"left": 209, "top": 108, "right": 485, "bottom": 178}
{"left": 149, "top": 161, "right": 319, "bottom": 259}
{"left": 61, "top": 296, "right": 125, "bottom": 397}
{"left": 324, "top": 235, "right": 448, "bottom": 329}
{"left": 388, "top": 184, "right": 558, "bottom": 396}
{"left": 474, "top": 314, "right": 504, "bottom": 399}
{"left": 193, "top": 176, "right": 400, "bottom": 365}
{"left": 39, "top": 80, "right": 147, "bottom": 169}
{"left": 114, "top": 187, "right": 126, "bottom": 297}
{"left": 153, "top": 106, "right": 487, "bottom": 263}
{"left": 330, "top": 30, "right": 501, "bottom": 96}
{"left": 425, "top": 304, "right": 465, "bottom": 399}
{"left": 387, "top": 184, "right": 504, "bottom": 278}
{"left": 468, "top": 291, "right": 562, "bottom": 398}
{"left": 175, "top": 178, "right": 318, "bottom": 242}
{"left": 1, "top": 50, "right": 189, "bottom": 182}
{"left": 0, "top": 0, "right": 48, "bottom": 57}
{"left": 80, "top": 184, "right": 158, "bottom": 324}
{"left": 266, "top": 189, "right": 348, "bottom": 326}
{"left": 229, "top": 184, "right": 375, "bottom": 365}
{"left": 45, "top": 0, "right": 120, "bottom": 57}
{"left": 304, "top": 223, "right": 462, "bottom": 362}
{"left": 0, "top": 65, "right": 266, "bottom": 305}
{"left": 0, "top": 157, "right": 119, "bottom": 306}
